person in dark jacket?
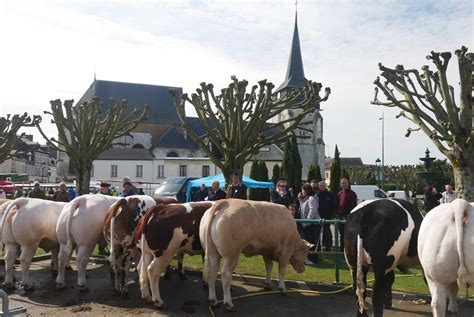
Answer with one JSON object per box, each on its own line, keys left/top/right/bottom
{"left": 53, "top": 182, "right": 71, "bottom": 202}
{"left": 336, "top": 178, "right": 357, "bottom": 251}
{"left": 317, "top": 181, "right": 335, "bottom": 251}
{"left": 121, "top": 181, "right": 136, "bottom": 197}
{"left": 194, "top": 184, "right": 208, "bottom": 201}
{"left": 207, "top": 181, "right": 226, "bottom": 201}
{"left": 424, "top": 186, "right": 442, "bottom": 212}
{"left": 99, "top": 182, "right": 112, "bottom": 195}
{"left": 28, "top": 181, "right": 46, "bottom": 199}
{"left": 270, "top": 178, "right": 294, "bottom": 207}
{"left": 228, "top": 173, "right": 247, "bottom": 199}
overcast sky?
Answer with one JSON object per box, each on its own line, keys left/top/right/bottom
{"left": 0, "top": 0, "right": 471, "bottom": 165}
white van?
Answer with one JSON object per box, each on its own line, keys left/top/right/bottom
{"left": 387, "top": 190, "right": 409, "bottom": 200}
{"left": 351, "top": 185, "right": 388, "bottom": 205}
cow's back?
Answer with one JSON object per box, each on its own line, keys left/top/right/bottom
{"left": 210, "top": 199, "right": 299, "bottom": 257}
{"left": 11, "top": 199, "right": 66, "bottom": 245}
{"left": 345, "top": 199, "right": 417, "bottom": 270}
{"left": 419, "top": 200, "right": 474, "bottom": 285}
{"left": 70, "top": 195, "right": 121, "bottom": 245}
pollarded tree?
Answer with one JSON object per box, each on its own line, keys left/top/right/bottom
{"left": 35, "top": 98, "right": 148, "bottom": 195}
{"left": 385, "top": 165, "right": 423, "bottom": 198}
{"left": 170, "top": 76, "right": 330, "bottom": 184}
{"left": 372, "top": 46, "right": 473, "bottom": 200}
{"left": 345, "top": 166, "right": 375, "bottom": 185}
{"left": 0, "top": 113, "right": 40, "bottom": 164}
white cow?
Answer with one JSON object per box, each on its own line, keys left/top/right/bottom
{"left": 200, "top": 199, "right": 309, "bottom": 311}
{"left": 1, "top": 198, "right": 67, "bottom": 290}
{"left": 418, "top": 199, "right": 474, "bottom": 317}
{"left": 55, "top": 194, "right": 120, "bottom": 290}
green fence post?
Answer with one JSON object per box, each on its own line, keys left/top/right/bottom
{"left": 334, "top": 220, "right": 340, "bottom": 283}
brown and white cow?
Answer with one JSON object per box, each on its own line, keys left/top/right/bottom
{"left": 103, "top": 195, "right": 156, "bottom": 295}
{"left": 136, "top": 201, "right": 214, "bottom": 308}
{"left": 200, "top": 199, "right": 309, "bottom": 311}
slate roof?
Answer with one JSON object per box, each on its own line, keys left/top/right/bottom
{"left": 275, "top": 12, "right": 307, "bottom": 93}
{"left": 76, "top": 80, "right": 182, "bottom": 125}
{"left": 154, "top": 127, "right": 196, "bottom": 149}
{"left": 97, "top": 148, "right": 154, "bottom": 160}
{"left": 325, "top": 157, "right": 364, "bottom": 169}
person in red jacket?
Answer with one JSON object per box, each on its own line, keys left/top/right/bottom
{"left": 336, "top": 178, "right": 357, "bottom": 251}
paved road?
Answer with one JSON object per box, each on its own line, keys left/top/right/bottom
{"left": 1, "top": 259, "right": 473, "bottom": 316}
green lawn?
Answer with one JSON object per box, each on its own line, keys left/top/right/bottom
{"left": 179, "top": 253, "right": 431, "bottom": 295}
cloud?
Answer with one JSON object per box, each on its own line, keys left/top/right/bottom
{"left": 0, "top": 0, "right": 471, "bottom": 166}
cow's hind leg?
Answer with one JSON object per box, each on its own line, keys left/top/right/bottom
{"left": 426, "top": 276, "right": 448, "bottom": 317}
{"left": 147, "top": 255, "right": 171, "bottom": 308}
{"left": 372, "top": 269, "right": 389, "bottom": 317}
{"left": 19, "top": 244, "right": 38, "bottom": 291}
{"left": 139, "top": 250, "right": 153, "bottom": 302}
{"left": 176, "top": 251, "right": 186, "bottom": 280}
{"left": 446, "top": 281, "right": 458, "bottom": 314}
{"left": 50, "top": 248, "right": 59, "bottom": 276}
{"left": 383, "top": 270, "right": 395, "bottom": 309}
{"left": 221, "top": 254, "right": 239, "bottom": 312}
{"left": 206, "top": 250, "right": 219, "bottom": 307}
{"left": 76, "top": 244, "right": 95, "bottom": 291}
{"left": 4, "top": 244, "right": 18, "bottom": 289}
{"left": 56, "top": 242, "right": 70, "bottom": 289}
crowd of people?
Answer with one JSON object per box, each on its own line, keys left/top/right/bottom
{"left": 424, "top": 184, "right": 456, "bottom": 212}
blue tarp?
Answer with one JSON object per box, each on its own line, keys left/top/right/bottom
{"left": 186, "top": 173, "right": 274, "bottom": 202}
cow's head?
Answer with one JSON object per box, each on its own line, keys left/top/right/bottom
{"left": 289, "top": 239, "right": 310, "bottom": 273}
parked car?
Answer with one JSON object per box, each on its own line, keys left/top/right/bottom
{"left": 351, "top": 185, "right": 388, "bottom": 204}
{"left": 387, "top": 190, "right": 409, "bottom": 200}
{"left": 153, "top": 177, "right": 197, "bottom": 203}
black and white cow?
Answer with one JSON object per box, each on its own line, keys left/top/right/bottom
{"left": 344, "top": 198, "right": 423, "bottom": 317}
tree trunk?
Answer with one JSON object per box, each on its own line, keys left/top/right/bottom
{"left": 453, "top": 162, "right": 474, "bottom": 201}
{"left": 75, "top": 161, "right": 91, "bottom": 196}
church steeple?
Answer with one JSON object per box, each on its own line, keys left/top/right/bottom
{"left": 276, "top": 11, "right": 307, "bottom": 92}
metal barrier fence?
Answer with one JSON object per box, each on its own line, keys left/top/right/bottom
{"left": 294, "top": 218, "right": 347, "bottom": 283}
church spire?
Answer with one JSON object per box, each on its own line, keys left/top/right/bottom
{"left": 276, "top": 8, "right": 307, "bottom": 92}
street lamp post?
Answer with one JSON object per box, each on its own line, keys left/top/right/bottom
{"left": 375, "top": 158, "right": 381, "bottom": 188}
{"left": 41, "top": 162, "right": 46, "bottom": 183}
{"left": 379, "top": 113, "right": 385, "bottom": 190}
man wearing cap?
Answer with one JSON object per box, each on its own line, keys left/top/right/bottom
{"left": 99, "top": 182, "right": 112, "bottom": 195}
{"left": 121, "top": 181, "right": 136, "bottom": 197}
{"left": 53, "top": 182, "right": 71, "bottom": 202}
{"left": 28, "top": 181, "right": 46, "bottom": 199}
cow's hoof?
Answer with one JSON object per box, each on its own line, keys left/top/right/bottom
{"left": 209, "top": 299, "right": 219, "bottom": 308}
{"left": 4, "top": 282, "right": 15, "bottom": 290}
{"left": 277, "top": 287, "right": 287, "bottom": 295}
{"left": 177, "top": 271, "right": 187, "bottom": 280}
{"left": 224, "top": 303, "right": 236, "bottom": 312}
{"left": 153, "top": 301, "right": 167, "bottom": 309}
{"left": 120, "top": 291, "right": 129, "bottom": 299}
{"left": 263, "top": 282, "right": 272, "bottom": 291}
{"left": 23, "top": 284, "right": 35, "bottom": 292}
{"left": 202, "top": 281, "right": 209, "bottom": 289}
{"left": 77, "top": 285, "right": 89, "bottom": 292}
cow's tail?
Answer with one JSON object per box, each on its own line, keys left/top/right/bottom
{"left": 453, "top": 199, "right": 470, "bottom": 287}
{"left": 203, "top": 201, "right": 223, "bottom": 283}
{"left": 356, "top": 234, "right": 365, "bottom": 314}
{"left": 66, "top": 197, "right": 86, "bottom": 253}
{"left": 0, "top": 199, "right": 27, "bottom": 255}
{"left": 109, "top": 199, "right": 127, "bottom": 259}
